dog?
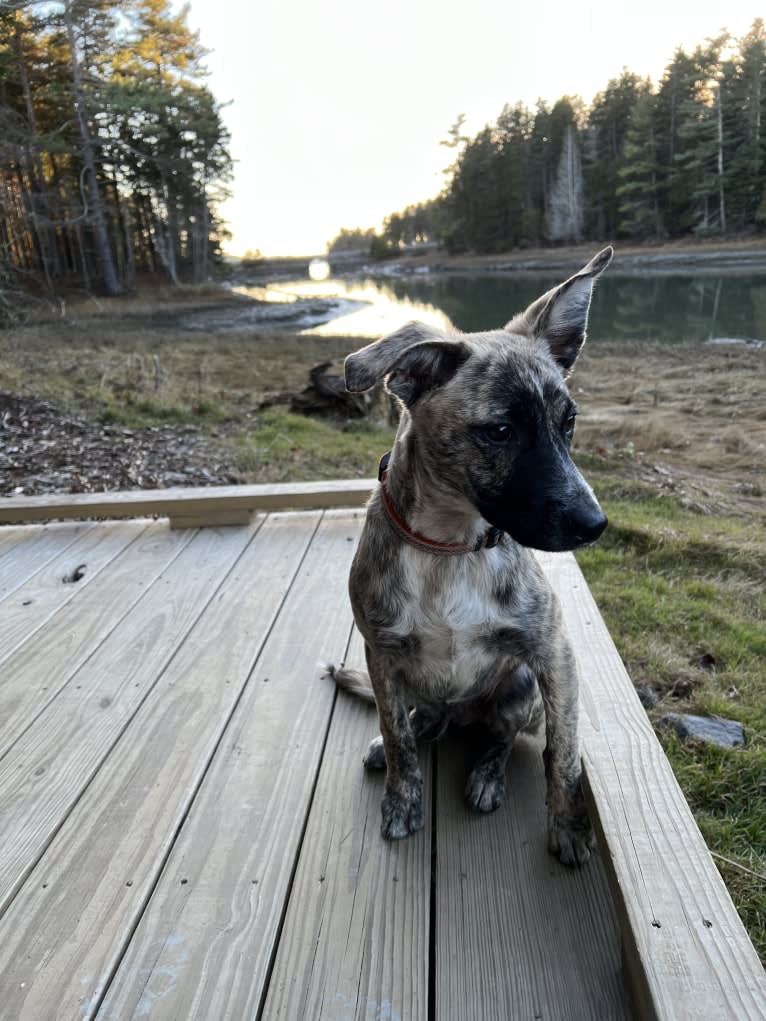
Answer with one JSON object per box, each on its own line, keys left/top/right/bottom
{"left": 326, "top": 248, "right": 613, "bottom": 867}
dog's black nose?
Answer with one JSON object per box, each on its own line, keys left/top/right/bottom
{"left": 574, "top": 507, "right": 608, "bottom": 544}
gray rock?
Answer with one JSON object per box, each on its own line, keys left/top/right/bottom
{"left": 635, "top": 684, "right": 658, "bottom": 709}
{"left": 658, "top": 713, "right": 744, "bottom": 749}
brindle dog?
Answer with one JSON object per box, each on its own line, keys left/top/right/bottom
{"left": 327, "top": 247, "right": 613, "bottom": 866}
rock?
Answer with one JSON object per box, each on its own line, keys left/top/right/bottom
{"left": 635, "top": 684, "right": 658, "bottom": 709}
{"left": 658, "top": 713, "right": 744, "bottom": 749}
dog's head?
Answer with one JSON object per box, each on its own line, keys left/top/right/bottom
{"left": 345, "top": 247, "right": 613, "bottom": 553}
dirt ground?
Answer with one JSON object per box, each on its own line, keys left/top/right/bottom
{"left": 572, "top": 340, "right": 766, "bottom": 519}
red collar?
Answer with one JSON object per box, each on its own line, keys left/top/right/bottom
{"left": 377, "top": 452, "right": 503, "bottom": 557}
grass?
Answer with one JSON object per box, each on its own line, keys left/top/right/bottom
{"left": 234, "top": 408, "right": 394, "bottom": 480}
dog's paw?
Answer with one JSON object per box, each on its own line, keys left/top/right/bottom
{"left": 465, "top": 763, "right": 506, "bottom": 813}
{"left": 381, "top": 784, "right": 424, "bottom": 840}
{"left": 363, "top": 735, "right": 386, "bottom": 770}
{"left": 547, "top": 810, "right": 596, "bottom": 867}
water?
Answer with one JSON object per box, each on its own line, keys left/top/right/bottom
{"left": 260, "top": 268, "right": 766, "bottom": 344}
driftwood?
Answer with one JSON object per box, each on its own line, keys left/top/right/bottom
{"left": 290, "top": 360, "right": 401, "bottom": 422}
{"left": 255, "top": 361, "right": 399, "bottom": 425}
{"left": 290, "top": 361, "right": 371, "bottom": 417}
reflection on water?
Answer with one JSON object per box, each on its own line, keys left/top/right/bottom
{"left": 268, "top": 277, "right": 451, "bottom": 337}
{"left": 270, "top": 270, "right": 766, "bottom": 344}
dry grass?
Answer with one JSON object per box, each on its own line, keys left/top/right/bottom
{"left": 572, "top": 341, "right": 766, "bottom": 516}
{"left": 0, "top": 311, "right": 360, "bottom": 427}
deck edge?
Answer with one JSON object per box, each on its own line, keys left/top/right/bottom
{"left": 0, "top": 480, "right": 377, "bottom": 527}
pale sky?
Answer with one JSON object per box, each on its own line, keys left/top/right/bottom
{"left": 184, "top": 1, "right": 761, "bottom": 256}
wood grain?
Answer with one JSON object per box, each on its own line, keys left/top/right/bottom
{"left": 0, "top": 523, "right": 253, "bottom": 920}
{"left": 0, "top": 519, "right": 148, "bottom": 682}
{"left": 0, "top": 523, "right": 47, "bottom": 562}
{"left": 262, "top": 627, "right": 432, "bottom": 1021}
{"left": 537, "top": 550, "right": 766, "bottom": 1020}
{"left": 0, "top": 479, "right": 376, "bottom": 525}
{"left": 0, "top": 512, "right": 320, "bottom": 1021}
{"left": 0, "top": 521, "right": 194, "bottom": 758}
{"left": 97, "top": 511, "right": 364, "bottom": 1020}
{"left": 0, "top": 520, "right": 93, "bottom": 596}
{"left": 435, "top": 729, "right": 630, "bottom": 1021}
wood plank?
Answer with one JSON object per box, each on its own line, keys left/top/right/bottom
{"left": 0, "top": 512, "right": 321, "bottom": 1021}
{"left": 0, "top": 523, "right": 46, "bottom": 562}
{"left": 0, "top": 479, "right": 376, "bottom": 526}
{"left": 169, "top": 509, "right": 255, "bottom": 529}
{"left": 435, "top": 729, "right": 630, "bottom": 1021}
{"left": 0, "top": 520, "right": 93, "bottom": 596}
{"left": 0, "top": 523, "right": 254, "bottom": 920}
{"left": 97, "top": 511, "right": 364, "bottom": 1021}
{"left": 0, "top": 521, "right": 194, "bottom": 758}
{"left": 0, "top": 519, "right": 150, "bottom": 681}
{"left": 262, "top": 627, "right": 432, "bottom": 1021}
{"left": 537, "top": 550, "right": 766, "bottom": 1020}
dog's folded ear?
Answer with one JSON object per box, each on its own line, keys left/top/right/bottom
{"left": 506, "top": 246, "right": 613, "bottom": 372}
{"left": 385, "top": 339, "right": 471, "bottom": 406}
{"left": 345, "top": 321, "right": 470, "bottom": 406}
{"left": 345, "top": 321, "right": 445, "bottom": 392}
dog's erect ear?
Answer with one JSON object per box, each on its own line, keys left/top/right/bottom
{"left": 506, "top": 246, "right": 613, "bottom": 372}
{"left": 345, "top": 321, "right": 447, "bottom": 392}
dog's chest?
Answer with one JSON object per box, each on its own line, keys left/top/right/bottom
{"left": 395, "top": 548, "right": 517, "bottom": 699}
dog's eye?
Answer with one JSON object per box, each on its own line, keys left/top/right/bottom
{"left": 480, "top": 423, "right": 512, "bottom": 443}
{"left": 562, "top": 413, "right": 577, "bottom": 439}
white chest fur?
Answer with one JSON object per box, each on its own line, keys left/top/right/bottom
{"left": 390, "top": 545, "right": 516, "bottom": 700}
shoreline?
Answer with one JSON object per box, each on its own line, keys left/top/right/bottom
{"left": 353, "top": 238, "right": 766, "bottom": 277}
{"left": 240, "top": 237, "right": 766, "bottom": 283}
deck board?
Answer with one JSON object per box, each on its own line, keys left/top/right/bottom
{"left": 0, "top": 520, "right": 150, "bottom": 695}
{"left": 0, "top": 520, "right": 93, "bottom": 598}
{"left": 97, "top": 511, "right": 363, "bottom": 1020}
{"left": 262, "top": 628, "right": 432, "bottom": 1021}
{"left": 0, "top": 521, "right": 192, "bottom": 757}
{"left": 435, "top": 730, "right": 630, "bottom": 1021}
{"left": 0, "top": 524, "right": 252, "bottom": 918}
{"left": 0, "top": 512, "right": 318, "bottom": 1021}
{"left": 0, "top": 522, "right": 47, "bottom": 562}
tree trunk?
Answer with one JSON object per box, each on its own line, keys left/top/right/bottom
{"left": 14, "top": 17, "right": 61, "bottom": 283}
{"left": 716, "top": 83, "right": 726, "bottom": 232}
{"left": 63, "top": 1, "right": 121, "bottom": 296}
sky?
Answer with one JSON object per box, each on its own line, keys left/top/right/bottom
{"left": 184, "top": 1, "right": 762, "bottom": 256}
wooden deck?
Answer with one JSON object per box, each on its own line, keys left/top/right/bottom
{"left": 0, "top": 493, "right": 764, "bottom": 1020}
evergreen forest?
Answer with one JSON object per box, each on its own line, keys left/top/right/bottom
{"left": 369, "top": 21, "right": 766, "bottom": 255}
{"left": 0, "top": 0, "right": 232, "bottom": 317}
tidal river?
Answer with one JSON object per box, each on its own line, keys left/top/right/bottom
{"left": 241, "top": 266, "right": 766, "bottom": 345}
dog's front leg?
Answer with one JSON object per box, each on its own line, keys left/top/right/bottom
{"left": 365, "top": 647, "right": 424, "bottom": 840}
{"left": 532, "top": 629, "right": 595, "bottom": 867}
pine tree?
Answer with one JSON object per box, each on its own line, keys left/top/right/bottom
{"left": 616, "top": 90, "right": 663, "bottom": 237}
{"left": 726, "top": 19, "right": 766, "bottom": 229}
{"left": 672, "top": 37, "right": 730, "bottom": 234}
{"left": 585, "top": 70, "right": 644, "bottom": 236}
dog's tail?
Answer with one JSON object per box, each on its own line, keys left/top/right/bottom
{"left": 321, "top": 662, "right": 376, "bottom": 703}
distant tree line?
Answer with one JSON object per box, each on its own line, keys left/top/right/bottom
{"left": 327, "top": 227, "right": 376, "bottom": 254}
{"left": 367, "top": 21, "right": 766, "bottom": 256}
{"left": 0, "top": 0, "right": 232, "bottom": 319}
